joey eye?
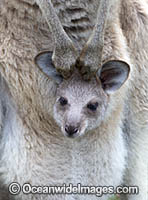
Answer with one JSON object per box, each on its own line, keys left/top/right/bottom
{"left": 87, "top": 102, "right": 99, "bottom": 111}
{"left": 59, "top": 97, "right": 68, "bottom": 106}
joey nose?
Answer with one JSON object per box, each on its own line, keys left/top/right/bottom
{"left": 65, "top": 125, "right": 79, "bottom": 137}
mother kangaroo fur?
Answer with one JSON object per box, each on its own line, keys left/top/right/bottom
{"left": 0, "top": 0, "right": 148, "bottom": 200}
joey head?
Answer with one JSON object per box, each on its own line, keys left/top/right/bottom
{"left": 35, "top": 51, "right": 130, "bottom": 138}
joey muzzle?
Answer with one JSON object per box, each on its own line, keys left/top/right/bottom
{"left": 65, "top": 124, "right": 79, "bottom": 138}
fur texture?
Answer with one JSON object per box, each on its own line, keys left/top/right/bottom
{"left": 0, "top": 0, "right": 147, "bottom": 200}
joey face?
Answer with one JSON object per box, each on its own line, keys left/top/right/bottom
{"left": 53, "top": 72, "right": 108, "bottom": 138}
{"left": 35, "top": 52, "right": 130, "bottom": 138}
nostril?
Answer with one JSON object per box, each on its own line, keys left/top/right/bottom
{"left": 65, "top": 125, "right": 69, "bottom": 133}
{"left": 65, "top": 125, "right": 79, "bottom": 136}
{"left": 73, "top": 127, "right": 78, "bottom": 134}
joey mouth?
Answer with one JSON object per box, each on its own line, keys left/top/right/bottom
{"left": 65, "top": 132, "right": 80, "bottom": 139}
{"left": 59, "top": 118, "right": 89, "bottom": 138}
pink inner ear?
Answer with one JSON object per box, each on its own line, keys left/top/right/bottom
{"left": 35, "top": 51, "right": 63, "bottom": 84}
{"left": 99, "top": 60, "right": 130, "bottom": 93}
{"left": 101, "top": 68, "right": 123, "bottom": 82}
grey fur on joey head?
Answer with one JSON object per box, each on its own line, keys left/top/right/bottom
{"left": 35, "top": 51, "right": 130, "bottom": 138}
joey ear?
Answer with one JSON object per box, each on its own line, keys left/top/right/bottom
{"left": 97, "top": 60, "right": 130, "bottom": 94}
{"left": 34, "top": 51, "right": 63, "bottom": 84}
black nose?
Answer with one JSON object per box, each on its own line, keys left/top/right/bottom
{"left": 65, "top": 125, "right": 79, "bottom": 137}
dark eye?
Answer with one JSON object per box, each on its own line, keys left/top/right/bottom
{"left": 59, "top": 97, "right": 68, "bottom": 106}
{"left": 87, "top": 102, "right": 99, "bottom": 111}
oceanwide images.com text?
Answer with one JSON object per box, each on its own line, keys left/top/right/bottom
{"left": 9, "top": 183, "right": 139, "bottom": 197}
